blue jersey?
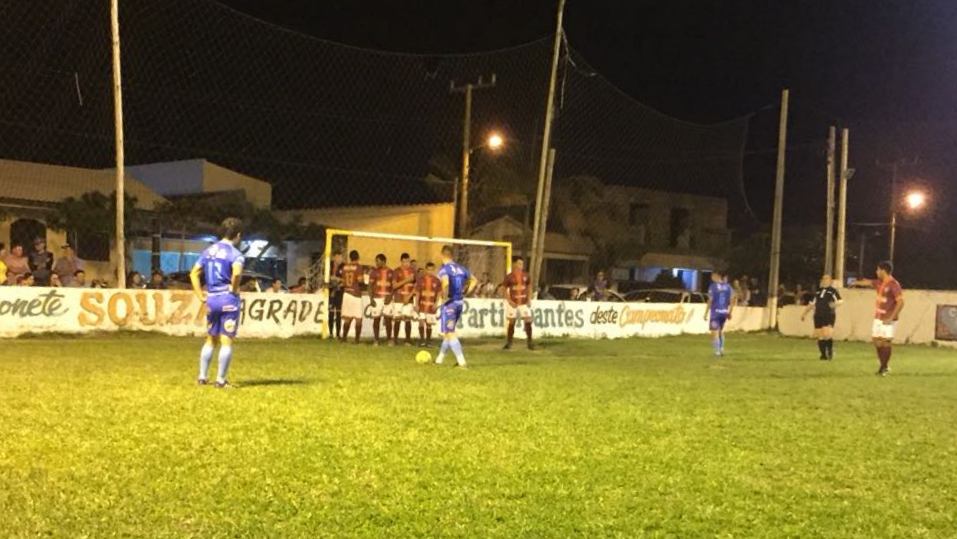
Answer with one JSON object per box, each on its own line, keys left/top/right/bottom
{"left": 437, "top": 261, "right": 471, "bottom": 302}
{"left": 196, "top": 240, "right": 245, "bottom": 294}
{"left": 709, "top": 282, "right": 733, "bottom": 314}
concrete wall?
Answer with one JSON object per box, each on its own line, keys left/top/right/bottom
{"left": 203, "top": 161, "right": 272, "bottom": 208}
{"left": 778, "top": 288, "right": 957, "bottom": 346}
{"left": 281, "top": 204, "right": 456, "bottom": 276}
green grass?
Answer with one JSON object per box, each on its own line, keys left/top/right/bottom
{"left": 1, "top": 333, "right": 956, "bottom": 538}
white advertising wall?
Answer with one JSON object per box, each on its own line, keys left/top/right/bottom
{"left": 0, "top": 287, "right": 769, "bottom": 339}
{"left": 778, "top": 288, "right": 957, "bottom": 346}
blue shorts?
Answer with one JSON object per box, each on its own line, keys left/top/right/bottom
{"left": 439, "top": 300, "right": 464, "bottom": 334}
{"left": 207, "top": 293, "right": 241, "bottom": 338}
{"left": 709, "top": 312, "right": 728, "bottom": 332}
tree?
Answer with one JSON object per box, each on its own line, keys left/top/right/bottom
{"left": 729, "top": 225, "right": 825, "bottom": 288}
{"left": 550, "top": 175, "right": 642, "bottom": 273}
{"left": 47, "top": 191, "right": 144, "bottom": 269}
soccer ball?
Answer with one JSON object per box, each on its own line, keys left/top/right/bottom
{"left": 415, "top": 350, "right": 432, "bottom": 364}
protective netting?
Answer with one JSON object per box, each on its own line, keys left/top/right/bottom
{"left": 0, "top": 0, "right": 751, "bottom": 219}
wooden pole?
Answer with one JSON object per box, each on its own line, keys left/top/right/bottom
{"left": 824, "top": 126, "right": 836, "bottom": 275}
{"left": 834, "top": 128, "right": 850, "bottom": 285}
{"left": 767, "top": 89, "right": 789, "bottom": 329}
{"left": 110, "top": 0, "right": 126, "bottom": 288}
{"left": 532, "top": 149, "right": 556, "bottom": 288}
{"left": 530, "top": 0, "right": 566, "bottom": 295}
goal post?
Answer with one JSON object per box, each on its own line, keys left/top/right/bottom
{"left": 320, "top": 228, "right": 513, "bottom": 338}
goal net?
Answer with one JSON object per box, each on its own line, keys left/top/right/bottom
{"left": 320, "top": 229, "right": 512, "bottom": 338}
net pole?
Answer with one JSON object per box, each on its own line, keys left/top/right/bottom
{"left": 110, "top": 0, "right": 127, "bottom": 288}
{"left": 767, "top": 88, "right": 789, "bottom": 329}
{"left": 824, "top": 126, "right": 836, "bottom": 275}
{"left": 834, "top": 128, "right": 850, "bottom": 286}
{"left": 530, "top": 0, "right": 566, "bottom": 296}
{"left": 532, "top": 148, "right": 556, "bottom": 292}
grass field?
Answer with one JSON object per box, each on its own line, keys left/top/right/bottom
{"left": 1, "top": 333, "right": 956, "bottom": 538}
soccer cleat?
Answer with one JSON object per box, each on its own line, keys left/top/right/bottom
{"left": 527, "top": 342, "right": 536, "bottom": 351}
{"left": 819, "top": 356, "right": 828, "bottom": 361}
{"left": 214, "top": 381, "right": 235, "bottom": 389}
{"left": 197, "top": 379, "right": 208, "bottom": 386}
{"left": 503, "top": 341, "right": 513, "bottom": 350}
{"left": 454, "top": 363, "right": 469, "bottom": 370}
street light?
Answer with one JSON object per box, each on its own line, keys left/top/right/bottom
{"left": 486, "top": 132, "right": 504, "bottom": 151}
{"left": 905, "top": 190, "right": 927, "bottom": 211}
{"left": 890, "top": 187, "right": 929, "bottom": 264}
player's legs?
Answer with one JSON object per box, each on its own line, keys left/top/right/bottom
{"left": 520, "top": 306, "right": 534, "bottom": 349}
{"left": 436, "top": 302, "right": 466, "bottom": 367}
{"left": 198, "top": 335, "right": 218, "bottom": 384}
{"left": 504, "top": 306, "right": 516, "bottom": 349}
{"left": 709, "top": 316, "right": 726, "bottom": 356}
{"left": 200, "top": 296, "right": 223, "bottom": 384}
{"left": 214, "top": 300, "right": 240, "bottom": 387}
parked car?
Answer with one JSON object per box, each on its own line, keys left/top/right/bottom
{"left": 166, "top": 271, "right": 287, "bottom": 293}
{"left": 625, "top": 288, "right": 708, "bottom": 304}
{"left": 545, "top": 284, "right": 628, "bottom": 302}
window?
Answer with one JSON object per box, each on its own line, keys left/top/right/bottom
{"left": 670, "top": 208, "right": 692, "bottom": 249}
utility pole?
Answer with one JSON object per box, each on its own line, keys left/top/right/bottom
{"left": 450, "top": 74, "right": 496, "bottom": 238}
{"left": 110, "top": 0, "right": 126, "bottom": 288}
{"left": 824, "top": 126, "right": 836, "bottom": 275}
{"left": 532, "top": 149, "right": 557, "bottom": 285}
{"left": 530, "top": 0, "right": 566, "bottom": 294}
{"left": 834, "top": 128, "right": 851, "bottom": 286}
{"left": 767, "top": 89, "right": 789, "bottom": 329}
{"left": 877, "top": 156, "right": 918, "bottom": 266}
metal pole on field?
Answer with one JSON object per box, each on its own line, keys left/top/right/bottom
{"left": 888, "top": 162, "right": 899, "bottom": 265}
{"left": 767, "top": 89, "right": 789, "bottom": 329}
{"left": 110, "top": 0, "right": 126, "bottom": 289}
{"left": 824, "top": 126, "right": 836, "bottom": 275}
{"left": 451, "top": 75, "right": 496, "bottom": 238}
{"left": 530, "top": 0, "right": 566, "bottom": 294}
{"left": 834, "top": 128, "right": 850, "bottom": 286}
{"left": 532, "top": 148, "right": 556, "bottom": 286}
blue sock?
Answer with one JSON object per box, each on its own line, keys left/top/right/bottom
{"left": 719, "top": 333, "right": 725, "bottom": 351}
{"left": 712, "top": 337, "right": 721, "bottom": 355}
{"left": 216, "top": 345, "right": 233, "bottom": 383}
{"left": 436, "top": 340, "right": 450, "bottom": 363}
{"left": 449, "top": 338, "right": 466, "bottom": 366}
{"left": 198, "top": 343, "right": 215, "bottom": 380}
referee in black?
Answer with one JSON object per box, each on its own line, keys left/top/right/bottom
{"left": 801, "top": 274, "right": 843, "bottom": 360}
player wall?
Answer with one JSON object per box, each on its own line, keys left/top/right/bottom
{"left": 777, "top": 288, "right": 957, "bottom": 346}
{"left": 0, "top": 287, "right": 768, "bottom": 339}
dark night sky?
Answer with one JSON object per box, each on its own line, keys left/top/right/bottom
{"left": 216, "top": 0, "right": 957, "bottom": 282}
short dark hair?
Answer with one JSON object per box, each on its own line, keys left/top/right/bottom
{"left": 513, "top": 256, "right": 523, "bottom": 264}
{"left": 376, "top": 253, "right": 386, "bottom": 263}
{"left": 349, "top": 250, "right": 360, "bottom": 261}
{"left": 273, "top": 278, "right": 283, "bottom": 284}
{"left": 713, "top": 269, "right": 726, "bottom": 278}
{"left": 878, "top": 260, "right": 894, "bottom": 274}
{"left": 441, "top": 245, "right": 454, "bottom": 257}
{"left": 220, "top": 217, "right": 244, "bottom": 240}
{"left": 298, "top": 277, "right": 307, "bottom": 284}
{"left": 400, "top": 252, "right": 410, "bottom": 261}
{"left": 75, "top": 269, "right": 85, "bottom": 277}
{"left": 425, "top": 262, "right": 435, "bottom": 269}
{"left": 152, "top": 270, "right": 164, "bottom": 278}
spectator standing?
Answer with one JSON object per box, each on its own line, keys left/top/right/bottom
{"left": 476, "top": 272, "right": 496, "bottom": 298}
{"left": 147, "top": 270, "right": 167, "bottom": 290}
{"left": 592, "top": 271, "right": 610, "bottom": 301}
{"left": 127, "top": 271, "right": 146, "bottom": 289}
{"left": 0, "top": 243, "right": 7, "bottom": 285}
{"left": 290, "top": 277, "right": 309, "bottom": 293}
{"left": 3, "top": 243, "right": 30, "bottom": 285}
{"left": 52, "top": 243, "right": 84, "bottom": 287}
{"left": 70, "top": 270, "right": 88, "bottom": 288}
{"left": 28, "top": 237, "right": 54, "bottom": 286}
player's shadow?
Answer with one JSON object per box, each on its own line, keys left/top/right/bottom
{"left": 241, "top": 378, "right": 310, "bottom": 387}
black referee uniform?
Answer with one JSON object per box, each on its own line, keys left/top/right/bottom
{"left": 811, "top": 286, "right": 841, "bottom": 359}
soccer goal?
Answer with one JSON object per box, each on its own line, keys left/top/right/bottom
{"left": 320, "top": 228, "right": 513, "bottom": 338}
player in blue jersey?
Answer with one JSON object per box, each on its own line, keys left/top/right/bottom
{"left": 435, "top": 245, "right": 477, "bottom": 368}
{"left": 190, "top": 217, "right": 245, "bottom": 388}
{"left": 705, "top": 270, "right": 736, "bottom": 357}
